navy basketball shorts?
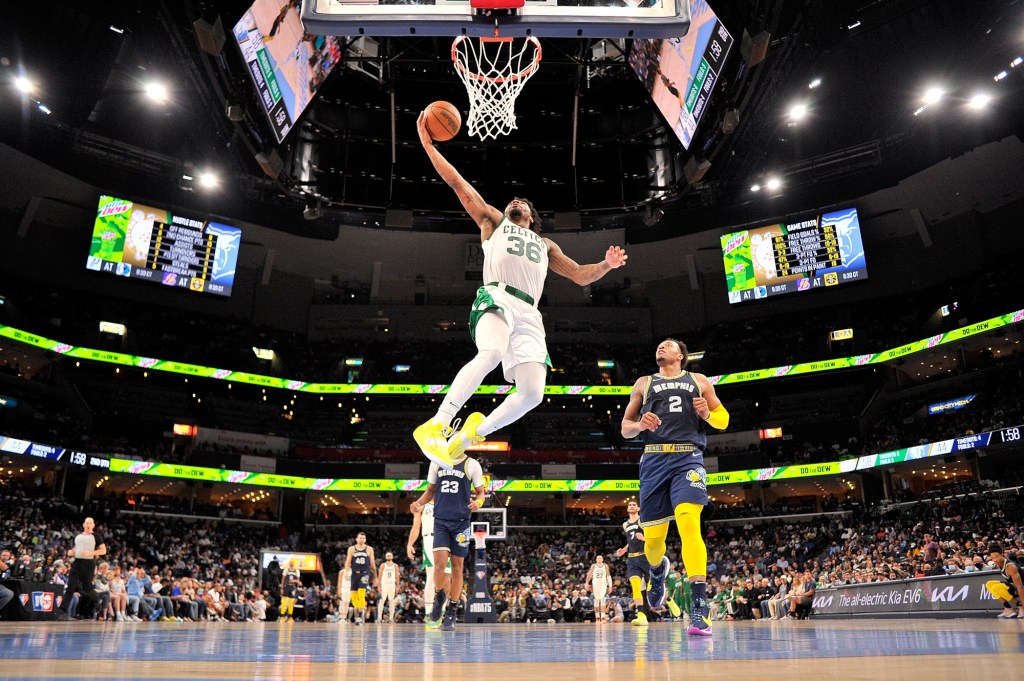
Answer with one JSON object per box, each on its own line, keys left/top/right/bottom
{"left": 639, "top": 452, "right": 708, "bottom": 527}
{"left": 350, "top": 571, "right": 370, "bottom": 592}
{"left": 432, "top": 516, "right": 472, "bottom": 559}
{"left": 627, "top": 555, "right": 652, "bottom": 581}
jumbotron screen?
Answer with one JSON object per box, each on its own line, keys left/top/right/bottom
{"left": 87, "top": 195, "right": 241, "bottom": 297}
{"left": 233, "top": 0, "right": 345, "bottom": 143}
{"left": 628, "top": 1, "right": 734, "bottom": 150}
{"left": 721, "top": 207, "right": 868, "bottom": 304}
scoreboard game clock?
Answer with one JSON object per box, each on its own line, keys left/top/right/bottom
{"left": 721, "top": 207, "right": 868, "bottom": 304}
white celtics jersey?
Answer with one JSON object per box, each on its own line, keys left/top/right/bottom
{"left": 421, "top": 502, "right": 435, "bottom": 542}
{"left": 381, "top": 563, "right": 398, "bottom": 586}
{"left": 482, "top": 217, "right": 549, "bottom": 303}
{"left": 592, "top": 564, "right": 609, "bottom": 584}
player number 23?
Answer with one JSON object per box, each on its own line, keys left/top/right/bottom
{"left": 440, "top": 480, "right": 458, "bottom": 494}
{"left": 506, "top": 236, "right": 542, "bottom": 263}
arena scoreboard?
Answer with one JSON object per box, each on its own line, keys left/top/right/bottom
{"left": 87, "top": 195, "right": 241, "bottom": 298}
{"left": 721, "top": 207, "right": 868, "bottom": 304}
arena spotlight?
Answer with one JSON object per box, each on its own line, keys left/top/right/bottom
{"left": 750, "top": 183, "right": 761, "bottom": 192}
{"left": 808, "top": 78, "right": 822, "bottom": 89}
{"left": 14, "top": 76, "right": 33, "bottom": 93}
{"left": 198, "top": 171, "right": 219, "bottom": 189}
{"left": 967, "top": 92, "right": 992, "bottom": 110}
{"left": 923, "top": 87, "right": 944, "bottom": 106}
{"left": 787, "top": 102, "right": 808, "bottom": 122}
{"left": 766, "top": 177, "right": 782, "bottom": 191}
{"left": 144, "top": 81, "right": 168, "bottom": 103}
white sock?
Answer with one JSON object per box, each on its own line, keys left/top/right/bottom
{"left": 433, "top": 312, "right": 509, "bottom": 427}
{"left": 478, "top": 361, "right": 546, "bottom": 436}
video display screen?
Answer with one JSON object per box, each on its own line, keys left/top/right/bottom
{"left": 721, "top": 207, "right": 868, "bottom": 304}
{"left": 233, "top": 0, "right": 346, "bottom": 143}
{"left": 628, "top": 0, "right": 734, "bottom": 150}
{"left": 87, "top": 195, "right": 241, "bottom": 297}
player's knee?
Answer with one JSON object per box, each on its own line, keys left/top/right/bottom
{"left": 476, "top": 346, "right": 504, "bottom": 371}
{"left": 516, "top": 380, "right": 544, "bottom": 408}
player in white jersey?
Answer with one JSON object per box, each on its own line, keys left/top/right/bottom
{"left": 407, "top": 501, "right": 451, "bottom": 607}
{"left": 586, "top": 555, "right": 612, "bottom": 622}
{"left": 412, "top": 111, "right": 629, "bottom": 468}
{"left": 377, "top": 552, "right": 400, "bottom": 623}
{"left": 337, "top": 566, "right": 352, "bottom": 623}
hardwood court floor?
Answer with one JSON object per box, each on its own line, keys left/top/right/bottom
{"left": 1, "top": 618, "right": 1022, "bottom": 681}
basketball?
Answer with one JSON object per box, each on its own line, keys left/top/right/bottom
{"left": 424, "top": 101, "right": 461, "bottom": 142}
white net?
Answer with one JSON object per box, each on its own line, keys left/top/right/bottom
{"left": 452, "top": 35, "right": 542, "bottom": 141}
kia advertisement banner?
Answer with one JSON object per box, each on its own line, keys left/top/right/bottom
{"left": 813, "top": 571, "right": 1004, "bottom": 617}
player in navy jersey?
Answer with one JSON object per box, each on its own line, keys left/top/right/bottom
{"left": 343, "top": 532, "right": 377, "bottom": 626}
{"left": 615, "top": 500, "right": 651, "bottom": 626}
{"left": 409, "top": 454, "right": 486, "bottom": 631}
{"left": 621, "top": 338, "right": 729, "bottom": 636}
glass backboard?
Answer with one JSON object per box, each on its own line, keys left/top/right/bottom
{"left": 301, "top": 0, "right": 692, "bottom": 39}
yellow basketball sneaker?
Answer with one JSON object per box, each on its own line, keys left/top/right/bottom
{"left": 414, "top": 419, "right": 454, "bottom": 468}
{"left": 447, "top": 412, "right": 486, "bottom": 459}
{"left": 631, "top": 611, "right": 649, "bottom": 627}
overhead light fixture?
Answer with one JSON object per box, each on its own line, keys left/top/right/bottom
{"left": 14, "top": 76, "right": 34, "bottom": 94}
{"left": 766, "top": 177, "right": 782, "bottom": 191}
{"left": 847, "top": 20, "right": 861, "bottom": 30}
{"left": 750, "top": 183, "right": 761, "bottom": 192}
{"left": 967, "top": 92, "right": 991, "bottom": 110}
{"left": 923, "top": 87, "right": 944, "bottom": 105}
{"left": 1012, "top": 57, "right": 1023, "bottom": 68}
{"left": 198, "top": 171, "right": 219, "bottom": 189}
{"left": 37, "top": 103, "right": 51, "bottom": 115}
{"left": 642, "top": 201, "right": 664, "bottom": 226}
{"left": 109, "top": 25, "right": 125, "bottom": 34}
{"left": 304, "top": 201, "right": 323, "bottom": 221}
{"left": 994, "top": 70, "right": 1008, "bottom": 82}
{"left": 144, "top": 81, "right": 168, "bottom": 103}
{"left": 787, "top": 102, "right": 808, "bottom": 122}
{"left": 808, "top": 78, "right": 822, "bottom": 89}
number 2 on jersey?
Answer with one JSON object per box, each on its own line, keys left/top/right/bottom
{"left": 668, "top": 395, "right": 684, "bottom": 412}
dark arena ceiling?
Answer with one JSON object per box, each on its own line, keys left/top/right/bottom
{"left": 2, "top": 0, "right": 1023, "bottom": 241}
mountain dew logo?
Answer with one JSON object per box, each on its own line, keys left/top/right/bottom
{"left": 854, "top": 354, "right": 874, "bottom": 366}
{"left": 137, "top": 357, "right": 159, "bottom": 368}
{"left": 98, "top": 199, "right": 132, "bottom": 218}
{"left": 286, "top": 381, "right": 305, "bottom": 390}
{"left": 312, "top": 478, "right": 332, "bottom": 491}
{"left": 926, "top": 334, "right": 944, "bottom": 348}
{"left": 212, "top": 369, "right": 231, "bottom": 379}
{"left": 488, "top": 479, "right": 507, "bottom": 491}
{"left": 427, "top": 385, "right": 446, "bottom": 394}
{"left": 566, "top": 386, "right": 586, "bottom": 395}
{"left": 355, "top": 384, "right": 372, "bottom": 393}
{"left": 128, "top": 461, "right": 155, "bottom": 475}
{"left": 495, "top": 385, "right": 515, "bottom": 395}
{"left": 773, "top": 366, "right": 792, "bottom": 378}
{"left": 708, "top": 375, "right": 724, "bottom": 385}
{"left": 756, "top": 467, "right": 779, "bottom": 481}
{"left": 401, "top": 480, "right": 423, "bottom": 492}
{"left": 54, "top": 344, "right": 73, "bottom": 354}
{"left": 226, "top": 471, "right": 248, "bottom": 483}
{"left": 722, "top": 231, "right": 748, "bottom": 256}
{"left": 1012, "top": 310, "right": 1024, "bottom": 323}
{"left": 572, "top": 480, "right": 597, "bottom": 492}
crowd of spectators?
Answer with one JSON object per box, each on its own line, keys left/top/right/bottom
{"left": 2, "top": 475, "right": 1020, "bottom": 625}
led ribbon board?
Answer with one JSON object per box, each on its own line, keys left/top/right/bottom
{"left": 4, "top": 425, "right": 1021, "bottom": 490}
{"left": 1, "top": 309, "right": 1021, "bottom": 394}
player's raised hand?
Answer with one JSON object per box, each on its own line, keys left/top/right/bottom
{"left": 638, "top": 412, "right": 661, "bottom": 432}
{"left": 605, "top": 246, "right": 628, "bottom": 269}
{"left": 416, "top": 111, "right": 433, "bottom": 149}
{"left": 692, "top": 397, "right": 711, "bottom": 420}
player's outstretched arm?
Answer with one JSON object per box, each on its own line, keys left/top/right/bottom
{"left": 417, "top": 112, "right": 502, "bottom": 235}
{"left": 544, "top": 240, "right": 627, "bottom": 286}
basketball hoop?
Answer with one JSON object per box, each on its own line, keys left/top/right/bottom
{"left": 452, "top": 30, "right": 541, "bottom": 141}
{"left": 473, "top": 528, "right": 488, "bottom": 550}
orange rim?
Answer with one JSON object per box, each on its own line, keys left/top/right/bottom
{"left": 452, "top": 35, "right": 542, "bottom": 84}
